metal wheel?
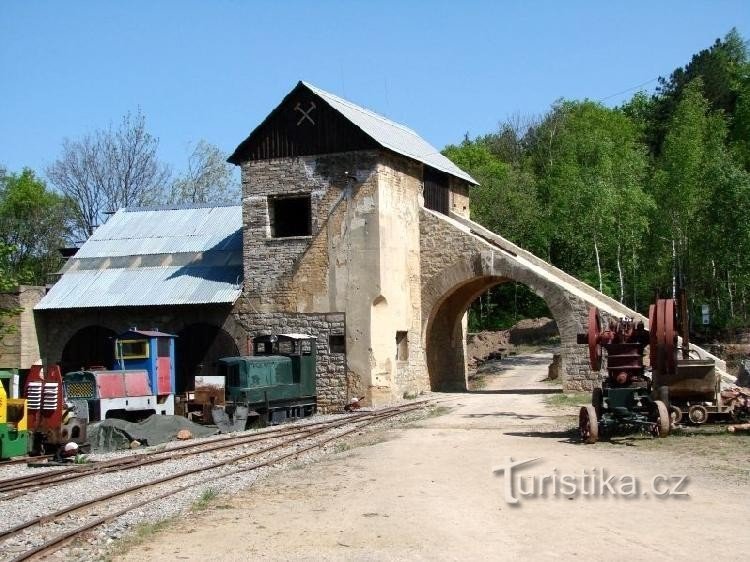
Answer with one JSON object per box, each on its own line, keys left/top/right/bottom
{"left": 591, "top": 387, "right": 604, "bottom": 418}
{"left": 588, "top": 307, "right": 602, "bottom": 371}
{"left": 669, "top": 404, "right": 683, "bottom": 425}
{"left": 651, "top": 400, "right": 671, "bottom": 437}
{"left": 579, "top": 405, "right": 599, "bottom": 444}
{"left": 688, "top": 404, "right": 709, "bottom": 424}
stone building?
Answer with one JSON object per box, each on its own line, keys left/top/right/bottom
{"left": 0, "top": 286, "right": 45, "bottom": 374}
{"left": 33, "top": 81, "right": 728, "bottom": 410}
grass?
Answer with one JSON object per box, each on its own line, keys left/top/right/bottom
{"left": 424, "top": 405, "right": 452, "bottom": 418}
{"left": 333, "top": 442, "right": 352, "bottom": 453}
{"left": 544, "top": 392, "right": 590, "bottom": 409}
{"left": 104, "top": 518, "right": 177, "bottom": 560}
{"left": 629, "top": 425, "right": 750, "bottom": 481}
{"left": 192, "top": 487, "right": 219, "bottom": 511}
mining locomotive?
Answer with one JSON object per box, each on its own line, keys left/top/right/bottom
{"left": 0, "top": 329, "right": 176, "bottom": 459}
{"left": 211, "top": 333, "right": 317, "bottom": 431}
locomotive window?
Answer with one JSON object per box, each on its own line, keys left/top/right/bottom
{"left": 329, "top": 335, "right": 345, "bottom": 354}
{"left": 269, "top": 195, "right": 312, "bottom": 238}
{"left": 300, "top": 340, "right": 312, "bottom": 355}
{"left": 117, "top": 340, "right": 149, "bottom": 359}
{"left": 278, "top": 339, "right": 294, "bottom": 355}
{"left": 255, "top": 342, "right": 268, "bottom": 354}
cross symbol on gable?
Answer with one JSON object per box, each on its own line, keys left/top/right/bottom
{"left": 294, "top": 101, "right": 317, "bottom": 126}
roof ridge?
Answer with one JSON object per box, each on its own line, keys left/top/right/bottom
{"left": 124, "top": 203, "right": 241, "bottom": 213}
{"left": 301, "top": 81, "right": 420, "bottom": 136}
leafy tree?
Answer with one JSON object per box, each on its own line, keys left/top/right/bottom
{"left": 168, "top": 140, "right": 239, "bottom": 204}
{"left": 46, "top": 110, "right": 170, "bottom": 240}
{"left": 0, "top": 168, "right": 71, "bottom": 285}
{"left": 528, "top": 101, "right": 652, "bottom": 299}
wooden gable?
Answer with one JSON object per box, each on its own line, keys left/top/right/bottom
{"left": 228, "top": 82, "right": 379, "bottom": 164}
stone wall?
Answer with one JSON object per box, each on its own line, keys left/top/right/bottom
{"left": 241, "top": 151, "right": 380, "bottom": 312}
{"left": 232, "top": 309, "right": 347, "bottom": 411}
{"left": 239, "top": 150, "right": 428, "bottom": 404}
{"left": 0, "top": 286, "right": 44, "bottom": 370}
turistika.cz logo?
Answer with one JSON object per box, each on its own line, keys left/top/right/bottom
{"left": 493, "top": 457, "right": 689, "bottom": 505}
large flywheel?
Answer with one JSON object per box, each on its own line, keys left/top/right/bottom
{"left": 588, "top": 307, "right": 602, "bottom": 370}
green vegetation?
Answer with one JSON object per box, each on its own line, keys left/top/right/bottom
{"left": 192, "top": 487, "right": 219, "bottom": 511}
{"left": 449, "top": 29, "right": 750, "bottom": 338}
{"left": 544, "top": 392, "right": 591, "bottom": 409}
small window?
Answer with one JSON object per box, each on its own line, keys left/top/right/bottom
{"left": 278, "top": 339, "right": 294, "bottom": 355}
{"left": 329, "top": 335, "right": 346, "bottom": 354}
{"left": 117, "top": 340, "right": 149, "bottom": 359}
{"left": 396, "top": 331, "right": 408, "bottom": 361}
{"left": 255, "top": 342, "right": 269, "bottom": 355}
{"left": 300, "top": 340, "right": 313, "bottom": 355}
{"left": 270, "top": 195, "right": 312, "bottom": 238}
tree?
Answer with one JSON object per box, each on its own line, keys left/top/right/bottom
{"left": 168, "top": 140, "right": 239, "bottom": 204}
{"left": 0, "top": 168, "right": 71, "bottom": 285}
{"left": 46, "top": 110, "right": 170, "bottom": 241}
{"left": 528, "top": 101, "right": 651, "bottom": 299}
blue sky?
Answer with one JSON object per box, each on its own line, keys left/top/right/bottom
{"left": 1, "top": 1, "right": 748, "bottom": 178}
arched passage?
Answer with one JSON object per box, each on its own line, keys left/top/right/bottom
{"left": 422, "top": 255, "right": 585, "bottom": 392}
{"left": 175, "top": 323, "right": 240, "bottom": 393}
{"left": 61, "top": 325, "right": 117, "bottom": 373}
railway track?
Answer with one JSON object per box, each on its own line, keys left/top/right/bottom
{"left": 0, "top": 413, "right": 383, "bottom": 496}
{"left": 0, "top": 401, "right": 434, "bottom": 561}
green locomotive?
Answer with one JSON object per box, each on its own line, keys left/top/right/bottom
{"left": 213, "top": 333, "right": 317, "bottom": 429}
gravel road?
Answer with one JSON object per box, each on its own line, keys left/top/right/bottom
{"left": 114, "top": 352, "right": 750, "bottom": 561}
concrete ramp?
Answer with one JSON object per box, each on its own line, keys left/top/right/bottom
{"left": 419, "top": 207, "right": 731, "bottom": 389}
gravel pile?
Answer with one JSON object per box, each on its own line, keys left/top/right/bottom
{"left": 0, "top": 401, "right": 437, "bottom": 562}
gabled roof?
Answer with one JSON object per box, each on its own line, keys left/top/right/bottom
{"left": 36, "top": 204, "right": 243, "bottom": 310}
{"left": 229, "top": 81, "right": 477, "bottom": 185}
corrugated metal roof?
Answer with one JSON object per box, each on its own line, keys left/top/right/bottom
{"left": 75, "top": 205, "right": 242, "bottom": 258}
{"left": 301, "top": 82, "right": 478, "bottom": 185}
{"left": 35, "top": 265, "right": 243, "bottom": 309}
{"left": 36, "top": 204, "right": 244, "bottom": 310}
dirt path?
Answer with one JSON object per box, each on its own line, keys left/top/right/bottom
{"left": 117, "top": 353, "right": 750, "bottom": 561}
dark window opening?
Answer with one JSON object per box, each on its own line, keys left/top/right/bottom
{"left": 396, "top": 331, "right": 408, "bottom": 361}
{"left": 270, "top": 195, "right": 312, "bottom": 237}
{"left": 423, "top": 167, "right": 449, "bottom": 215}
{"left": 329, "top": 335, "right": 346, "bottom": 354}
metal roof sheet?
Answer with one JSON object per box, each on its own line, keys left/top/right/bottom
{"left": 301, "top": 82, "right": 478, "bottom": 185}
{"left": 75, "top": 205, "right": 242, "bottom": 258}
{"left": 35, "top": 265, "right": 242, "bottom": 309}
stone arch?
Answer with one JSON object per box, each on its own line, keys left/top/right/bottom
{"left": 61, "top": 325, "right": 118, "bottom": 373}
{"left": 422, "top": 251, "right": 586, "bottom": 391}
{"left": 175, "top": 323, "right": 241, "bottom": 393}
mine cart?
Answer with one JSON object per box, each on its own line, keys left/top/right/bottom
{"left": 578, "top": 308, "right": 670, "bottom": 443}
{"left": 649, "top": 298, "right": 750, "bottom": 425}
